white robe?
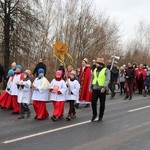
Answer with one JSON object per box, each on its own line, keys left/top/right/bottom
{"left": 49, "top": 79, "right": 67, "bottom": 101}
{"left": 66, "top": 79, "right": 80, "bottom": 101}
{"left": 32, "top": 77, "right": 50, "bottom": 101}
{"left": 6, "top": 77, "right": 13, "bottom": 94}
{"left": 10, "top": 74, "right": 23, "bottom": 96}
{"left": 17, "top": 80, "right": 31, "bottom": 104}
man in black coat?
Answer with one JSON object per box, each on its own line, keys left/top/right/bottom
{"left": 108, "top": 61, "right": 119, "bottom": 99}
{"left": 33, "top": 59, "right": 47, "bottom": 77}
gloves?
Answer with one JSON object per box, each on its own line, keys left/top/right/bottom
{"left": 57, "top": 91, "right": 62, "bottom": 94}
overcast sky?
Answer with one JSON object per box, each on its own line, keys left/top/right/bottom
{"left": 94, "top": 0, "right": 150, "bottom": 41}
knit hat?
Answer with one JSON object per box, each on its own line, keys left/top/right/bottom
{"left": 11, "top": 62, "right": 16, "bottom": 67}
{"left": 8, "top": 69, "right": 14, "bottom": 76}
{"left": 56, "top": 70, "right": 62, "bottom": 77}
{"left": 38, "top": 68, "right": 44, "bottom": 75}
{"left": 16, "top": 65, "right": 22, "bottom": 70}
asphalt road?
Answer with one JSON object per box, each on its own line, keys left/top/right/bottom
{"left": 1, "top": 93, "right": 150, "bottom": 150}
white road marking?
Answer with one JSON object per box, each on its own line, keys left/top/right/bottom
{"left": 3, "top": 120, "right": 91, "bottom": 144}
{"left": 128, "top": 105, "right": 150, "bottom": 112}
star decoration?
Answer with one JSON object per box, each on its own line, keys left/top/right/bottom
{"left": 52, "top": 39, "right": 68, "bottom": 61}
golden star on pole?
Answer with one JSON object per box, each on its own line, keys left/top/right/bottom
{"left": 52, "top": 39, "right": 68, "bottom": 61}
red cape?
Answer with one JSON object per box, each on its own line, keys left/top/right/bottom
{"left": 78, "top": 66, "right": 92, "bottom": 102}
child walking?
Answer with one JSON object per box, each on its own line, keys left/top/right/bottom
{"left": 32, "top": 68, "right": 50, "bottom": 120}
{"left": 50, "top": 70, "right": 67, "bottom": 121}
{"left": 17, "top": 70, "right": 32, "bottom": 119}
{"left": 66, "top": 70, "right": 80, "bottom": 121}
{"left": 0, "top": 69, "right": 14, "bottom": 109}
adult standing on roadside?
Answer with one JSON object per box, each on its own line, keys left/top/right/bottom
{"left": 90, "top": 58, "right": 110, "bottom": 122}
{"left": 124, "top": 63, "right": 135, "bottom": 100}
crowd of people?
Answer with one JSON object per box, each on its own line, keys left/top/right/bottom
{"left": 0, "top": 58, "right": 150, "bottom": 122}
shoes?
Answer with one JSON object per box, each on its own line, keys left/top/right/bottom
{"left": 71, "top": 115, "right": 76, "bottom": 119}
{"left": 51, "top": 116, "right": 57, "bottom": 121}
{"left": 58, "top": 115, "right": 64, "bottom": 119}
{"left": 128, "top": 97, "right": 132, "bottom": 100}
{"left": 1, "top": 106, "right": 6, "bottom": 110}
{"left": 91, "top": 116, "right": 97, "bottom": 122}
{"left": 27, "top": 111, "right": 31, "bottom": 118}
{"left": 124, "top": 96, "right": 129, "bottom": 100}
{"left": 34, "top": 116, "right": 37, "bottom": 119}
{"left": 66, "top": 116, "right": 71, "bottom": 121}
{"left": 110, "top": 93, "right": 116, "bottom": 99}
{"left": 97, "top": 117, "right": 103, "bottom": 122}
{"left": 12, "top": 112, "right": 20, "bottom": 114}
{"left": 75, "top": 103, "right": 79, "bottom": 108}
{"left": 85, "top": 104, "right": 90, "bottom": 108}
{"left": 18, "top": 116, "right": 25, "bottom": 119}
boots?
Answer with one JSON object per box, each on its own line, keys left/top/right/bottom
{"left": 143, "top": 90, "right": 147, "bottom": 97}
{"left": 124, "top": 96, "right": 129, "bottom": 100}
{"left": 66, "top": 115, "right": 71, "bottom": 121}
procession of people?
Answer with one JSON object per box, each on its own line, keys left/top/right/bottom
{"left": 0, "top": 57, "right": 150, "bottom": 123}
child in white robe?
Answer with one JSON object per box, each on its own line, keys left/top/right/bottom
{"left": 0, "top": 69, "right": 14, "bottom": 109}
{"left": 11, "top": 65, "right": 24, "bottom": 114}
{"left": 32, "top": 68, "right": 50, "bottom": 120}
{"left": 17, "top": 70, "right": 32, "bottom": 119}
{"left": 66, "top": 70, "right": 80, "bottom": 121}
{"left": 50, "top": 70, "right": 67, "bottom": 121}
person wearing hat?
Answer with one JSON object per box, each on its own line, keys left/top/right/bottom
{"left": 32, "top": 68, "right": 50, "bottom": 120}
{"left": 33, "top": 58, "right": 47, "bottom": 77}
{"left": 65, "top": 70, "right": 80, "bottom": 121}
{"left": 49, "top": 70, "right": 67, "bottom": 121}
{"left": 0, "top": 69, "right": 14, "bottom": 109}
{"left": 108, "top": 60, "right": 119, "bottom": 99}
{"left": 11, "top": 62, "right": 17, "bottom": 71}
{"left": 11, "top": 65, "right": 24, "bottom": 114}
{"left": 76, "top": 58, "right": 92, "bottom": 108}
{"left": 17, "top": 70, "right": 32, "bottom": 119}
{"left": 90, "top": 58, "right": 110, "bottom": 122}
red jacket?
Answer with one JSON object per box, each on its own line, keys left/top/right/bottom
{"left": 135, "top": 68, "right": 146, "bottom": 80}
